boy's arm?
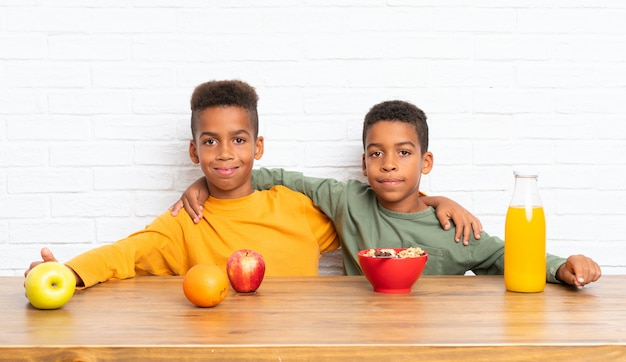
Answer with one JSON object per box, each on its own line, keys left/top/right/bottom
{"left": 420, "top": 196, "right": 483, "bottom": 246}
{"left": 169, "top": 168, "right": 336, "bottom": 222}
{"left": 170, "top": 168, "right": 483, "bottom": 245}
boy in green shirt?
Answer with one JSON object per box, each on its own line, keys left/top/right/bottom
{"left": 174, "top": 100, "right": 601, "bottom": 288}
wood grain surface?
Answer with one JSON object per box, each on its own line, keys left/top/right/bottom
{"left": 1, "top": 275, "right": 624, "bottom": 361}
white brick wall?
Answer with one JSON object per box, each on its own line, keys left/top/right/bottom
{"left": 1, "top": 2, "right": 625, "bottom": 276}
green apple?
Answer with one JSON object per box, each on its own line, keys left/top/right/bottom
{"left": 25, "top": 262, "right": 76, "bottom": 310}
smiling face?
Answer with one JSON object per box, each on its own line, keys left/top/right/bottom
{"left": 189, "top": 106, "right": 264, "bottom": 199}
{"left": 362, "top": 120, "right": 433, "bottom": 213}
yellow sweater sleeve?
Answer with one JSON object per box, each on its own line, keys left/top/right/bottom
{"left": 66, "top": 211, "right": 189, "bottom": 288}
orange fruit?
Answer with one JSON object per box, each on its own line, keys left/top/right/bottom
{"left": 182, "top": 264, "right": 229, "bottom": 307}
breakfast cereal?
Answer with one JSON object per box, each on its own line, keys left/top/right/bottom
{"left": 364, "top": 247, "right": 425, "bottom": 258}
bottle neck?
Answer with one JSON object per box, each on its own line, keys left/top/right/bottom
{"left": 510, "top": 175, "right": 542, "bottom": 207}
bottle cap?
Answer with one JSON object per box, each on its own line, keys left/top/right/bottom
{"left": 513, "top": 170, "right": 538, "bottom": 178}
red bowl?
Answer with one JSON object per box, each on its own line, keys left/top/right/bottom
{"left": 358, "top": 248, "right": 428, "bottom": 294}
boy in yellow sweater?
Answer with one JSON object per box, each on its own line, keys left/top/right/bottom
{"left": 25, "top": 80, "right": 341, "bottom": 287}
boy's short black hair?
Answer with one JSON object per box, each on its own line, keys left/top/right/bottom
{"left": 362, "top": 100, "right": 429, "bottom": 154}
{"left": 190, "top": 80, "right": 259, "bottom": 139}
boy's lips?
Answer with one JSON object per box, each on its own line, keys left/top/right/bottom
{"left": 213, "top": 166, "right": 239, "bottom": 176}
{"left": 378, "top": 178, "right": 404, "bottom": 186}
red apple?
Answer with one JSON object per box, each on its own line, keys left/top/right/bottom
{"left": 226, "top": 249, "right": 265, "bottom": 293}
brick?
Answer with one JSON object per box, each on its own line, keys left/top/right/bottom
{"left": 429, "top": 62, "right": 513, "bottom": 88}
{"left": 0, "top": 36, "right": 45, "bottom": 59}
{"left": 258, "top": 142, "right": 306, "bottom": 168}
{"left": 96, "top": 216, "right": 157, "bottom": 242}
{"left": 473, "top": 89, "right": 554, "bottom": 113}
{"left": 518, "top": 10, "right": 599, "bottom": 34}
{"left": 473, "top": 141, "right": 554, "bottom": 165}
{"left": 133, "top": 191, "right": 180, "bottom": 217}
{"left": 93, "top": 116, "right": 178, "bottom": 141}
{"left": 349, "top": 7, "right": 430, "bottom": 32}
{"left": 556, "top": 91, "right": 626, "bottom": 113}
{"left": 0, "top": 118, "right": 5, "bottom": 140}
{"left": 305, "top": 34, "right": 385, "bottom": 60}
{"left": 50, "top": 192, "right": 133, "bottom": 218}
{"left": 430, "top": 115, "right": 514, "bottom": 141}
{"left": 264, "top": 117, "right": 346, "bottom": 141}
{"left": 347, "top": 61, "right": 429, "bottom": 87}
{"left": 49, "top": 36, "right": 128, "bottom": 61}
{"left": 0, "top": 195, "right": 48, "bottom": 218}
{"left": 48, "top": 90, "right": 131, "bottom": 115}
{"left": 0, "top": 90, "right": 46, "bottom": 115}
{"left": 556, "top": 38, "right": 626, "bottom": 62}
{"left": 134, "top": 142, "right": 190, "bottom": 166}
{"left": 7, "top": 116, "right": 91, "bottom": 140}
{"left": 475, "top": 36, "right": 552, "bottom": 60}
{"left": 9, "top": 219, "right": 95, "bottom": 244}
{"left": 132, "top": 90, "right": 189, "bottom": 115}
{"left": 516, "top": 65, "right": 597, "bottom": 88}
{"left": 432, "top": 9, "right": 516, "bottom": 32}
{"left": 4, "top": 62, "right": 90, "bottom": 88}
{"left": 0, "top": 143, "right": 48, "bottom": 167}
{"left": 388, "top": 36, "right": 473, "bottom": 60}
{"left": 513, "top": 115, "right": 594, "bottom": 140}
{"left": 7, "top": 8, "right": 91, "bottom": 32}
{"left": 219, "top": 35, "right": 302, "bottom": 61}
{"left": 92, "top": 9, "right": 176, "bottom": 33}
{"left": 51, "top": 142, "right": 133, "bottom": 166}
{"left": 177, "top": 9, "right": 263, "bottom": 34}
{"left": 8, "top": 168, "right": 91, "bottom": 193}
{"left": 92, "top": 64, "right": 176, "bottom": 88}
{"left": 132, "top": 37, "right": 217, "bottom": 62}
{"left": 304, "top": 142, "right": 362, "bottom": 167}
{"left": 93, "top": 167, "right": 174, "bottom": 190}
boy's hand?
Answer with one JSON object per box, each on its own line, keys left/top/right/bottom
{"left": 556, "top": 254, "right": 602, "bottom": 288}
{"left": 24, "top": 247, "right": 58, "bottom": 277}
{"left": 169, "top": 177, "right": 209, "bottom": 224}
{"left": 25, "top": 247, "right": 84, "bottom": 286}
{"left": 421, "top": 196, "right": 483, "bottom": 246}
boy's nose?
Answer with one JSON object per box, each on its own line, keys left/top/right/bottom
{"left": 217, "top": 145, "right": 235, "bottom": 160}
{"left": 381, "top": 157, "right": 398, "bottom": 172}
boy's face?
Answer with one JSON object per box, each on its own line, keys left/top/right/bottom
{"left": 189, "top": 106, "right": 264, "bottom": 199}
{"left": 362, "top": 120, "right": 433, "bottom": 213}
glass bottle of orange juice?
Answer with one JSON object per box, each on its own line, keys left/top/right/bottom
{"left": 504, "top": 172, "right": 546, "bottom": 293}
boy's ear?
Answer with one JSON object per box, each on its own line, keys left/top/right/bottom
{"left": 421, "top": 151, "right": 434, "bottom": 174}
{"left": 254, "top": 136, "right": 265, "bottom": 160}
{"left": 361, "top": 153, "right": 368, "bottom": 176}
{"left": 189, "top": 140, "right": 200, "bottom": 164}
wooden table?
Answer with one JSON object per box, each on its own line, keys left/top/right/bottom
{"left": 1, "top": 275, "right": 625, "bottom": 361}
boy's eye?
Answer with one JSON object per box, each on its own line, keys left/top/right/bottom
{"left": 399, "top": 150, "right": 411, "bottom": 156}
{"left": 203, "top": 138, "right": 217, "bottom": 145}
{"left": 234, "top": 137, "right": 246, "bottom": 144}
{"left": 370, "top": 151, "right": 383, "bottom": 158}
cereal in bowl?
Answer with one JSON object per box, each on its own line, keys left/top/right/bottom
{"left": 364, "top": 247, "right": 425, "bottom": 258}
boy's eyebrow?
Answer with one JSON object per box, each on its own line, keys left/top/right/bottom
{"left": 366, "top": 141, "right": 417, "bottom": 150}
{"left": 199, "top": 129, "right": 252, "bottom": 138}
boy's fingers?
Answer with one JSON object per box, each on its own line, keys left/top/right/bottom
{"left": 181, "top": 197, "right": 202, "bottom": 224}
{"left": 169, "top": 199, "right": 184, "bottom": 216}
{"left": 434, "top": 212, "right": 451, "bottom": 231}
{"left": 25, "top": 247, "right": 58, "bottom": 277}
{"left": 41, "top": 247, "right": 58, "bottom": 262}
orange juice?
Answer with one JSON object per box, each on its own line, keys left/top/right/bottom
{"left": 504, "top": 206, "right": 546, "bottom": 292}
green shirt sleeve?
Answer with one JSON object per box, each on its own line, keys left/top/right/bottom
{"left": 252, "top": 167, "right": 346, "bottom": 220}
